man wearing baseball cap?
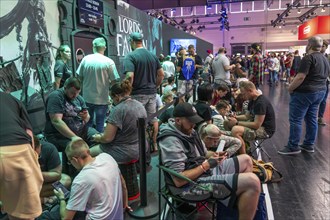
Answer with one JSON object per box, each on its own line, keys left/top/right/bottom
{"left": 158, "top": 103, "right": 260, "bottom": 220}
{"left": 124, "top": 32, "right": 164, "bottom": 152}
{"left": 249, "top": 43, "right": 264, "bottom": 89}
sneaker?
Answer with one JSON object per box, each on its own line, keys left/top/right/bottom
{"left": 300, "top": 145, "right": 315, "bottom": 153}
{"left": 318, "top": 117, "right": 326, "bottom": 126}
{"left": 278, "top": 146, "right": 301, "bottom": 155}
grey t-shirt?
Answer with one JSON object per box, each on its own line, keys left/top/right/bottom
{"left": 100, "top": 97, "right": 147, "bottom": 163}
{"left": 295, "top": 52, "right": 329, "bottom": 93}
{"left": 212, "top": 54, "right": 231, "bottom": 84}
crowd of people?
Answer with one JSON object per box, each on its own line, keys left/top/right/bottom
{"left": 0, "top": 33, "right": 329, "bottom": 220}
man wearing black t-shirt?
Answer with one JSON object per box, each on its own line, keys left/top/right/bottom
{"left": 278, "top": 36, "right": 329, "bottom": 155}
{"left": 33, "top": 136, "right": 71, "bottom": 198}
{"left": 124, "top": 32, "right": 164, "bottom": 151}
{"left": 44, "top": 77, "right": 98, "bottom": 174}
{"left": 230, "top": 81, "right": 276, "bottom": 154}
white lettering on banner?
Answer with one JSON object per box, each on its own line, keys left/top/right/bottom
{"left": 303, "top": 25, "right": 311, "bottom": 35}
{"left": 117, "top": 34, "right": 147, "bottom": 57}
{"left": 117, "top": 15, "right": 149, "bottom": 57}
{"left": 118, "top": 15, "right": 142, "bottom": 34}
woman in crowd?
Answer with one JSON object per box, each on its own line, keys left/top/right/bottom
{"left": 90, "top": 80, "right": 147, "bottom": 164}
{"left": 54, "top": 44, "right": 72, "bottom": 89}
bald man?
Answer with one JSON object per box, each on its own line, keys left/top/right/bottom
{"left": 278, "top": 36, "right": 330, "bottom": 155}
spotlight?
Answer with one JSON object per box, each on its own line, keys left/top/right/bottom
{"left": 196, "top": 18, "right": 199, "bottom": 23}
{"left": 171, "top": 8, "right": 176, "bottom": 12}
{"left": 297, "top": 9, "right": 301, "bottom": 14}
{"left": 191, "top": 19, "right": 196, "bottom": 24}
{"left": 179, "top": 19, "right": 185, "bottom": 24}
{"left": 207, "top": 4, "right": 212, "bottom": 10}
{"left": 321, "top": 7, "right": 325, "bottom": 12}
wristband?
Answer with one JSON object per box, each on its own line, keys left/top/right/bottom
{"left": 200, "top": 165, "right": 207, "bottom": 173}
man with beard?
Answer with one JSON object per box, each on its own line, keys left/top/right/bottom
{"left": 44, "top": 77, "right": 98, "bottom": 174}
{"left": 158, "top": 102, "right": 260, "bottom": 220}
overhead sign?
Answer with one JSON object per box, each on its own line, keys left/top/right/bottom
{"left": 298, "top": 16, "right": 330, "bottom": 40}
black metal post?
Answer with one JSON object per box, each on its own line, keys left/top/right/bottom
{"left": 128, "top": 118, "right": 158, "bottom": 219}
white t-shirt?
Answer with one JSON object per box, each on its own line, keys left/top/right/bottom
{"left": 162, "top": 60, "right": 175, "bottom": 79}
{"left": 77, "top": 53, "right": 120, "bottom": 105}
{"left": 66, "top": 153, "right": 123, "bottom": 220}
{"left": 212, "top": 54, "right": 231, "bottom": 84}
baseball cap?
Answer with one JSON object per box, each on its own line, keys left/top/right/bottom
{"left": 173, "top": 103, "right": 203, "bottom": 124}
{"left": 206, "top": 49, "right": 212, "bottom": 54}
{"left": 251, "top": 43, "right": 261, "bottom": 51}
{"left": 128, "top": 32, "right": 143, "bottom": 41}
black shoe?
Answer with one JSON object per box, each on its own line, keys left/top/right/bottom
{"left": 278, "top": 146, "right": 301, "bottom": 155}
{"left": 300, "top": 145, "right": 315, "bottom": 153}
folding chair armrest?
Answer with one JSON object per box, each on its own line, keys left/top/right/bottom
{"left": 157, "top": 165, "right": 212, "bottom": 192}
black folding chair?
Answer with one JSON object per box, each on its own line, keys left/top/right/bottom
{"left": 158, "top": 152, "right": 216, "bottom": 220}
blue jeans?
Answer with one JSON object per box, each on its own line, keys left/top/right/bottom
{"left": 269, "top": 70, "right": 278, "bottom": 84}
{"left": 318, "top": 81, "right": 329, "bottom": 118}
{"left": 86, "top": 103, "right": 108, "bottom": 132}
{"left": 287, "top": 90, "right": 326, "bottom": 149}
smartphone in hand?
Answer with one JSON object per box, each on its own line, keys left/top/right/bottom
{"left": 52, "top": 181, "right": 70, "bottom": 199}
{"left": 80, "top": 106, "right": 89, "bottom": 112}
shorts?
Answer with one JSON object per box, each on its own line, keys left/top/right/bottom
{"left": 132, "top": 94, "right": 157, "bottom": 123}
{"left": 0, "top": 144, "right": 43, "bottom": 219}
{"left": 243, "top": 126, "right": 269, "bottom": 141}
{"left": 178, "top": 80, "right": 194, "bottom": 96}
{"left": 179, "top": 157, "right": 239, "bottom": 208}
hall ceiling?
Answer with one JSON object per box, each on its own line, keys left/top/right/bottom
{"left": 122, "top": 0, "right": 273, "bottom": 10}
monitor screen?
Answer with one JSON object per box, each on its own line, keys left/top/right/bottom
{"left": 170, "top": 39, "right": 197, "bottom": 57}
{"left": 78, "top": 0, "right": 104, "bottom": 29}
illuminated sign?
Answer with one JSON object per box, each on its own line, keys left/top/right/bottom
{"left": 298, "top": 16, "right": 330, "bottom": 40}
{"left": 303, "top": 25, "right": 310, "bottom": 35}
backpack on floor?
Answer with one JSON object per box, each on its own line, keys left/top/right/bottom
{"left": 252, "top": 158, "right": 283, "bottom": 183}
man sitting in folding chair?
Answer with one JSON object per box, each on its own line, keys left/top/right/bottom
{"left": 229, "top": 81, "right": 276, "bottom": 154}
{"left": 158, "top": 103, "right": 261, "bottom": 220}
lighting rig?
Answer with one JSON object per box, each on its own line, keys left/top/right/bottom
{"left": 219, "top": 6, "right": 229, "bottom": 31}
{"left": 271, "top": 0, "right": 301, "bottom": 27}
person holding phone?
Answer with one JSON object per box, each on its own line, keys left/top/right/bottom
{"left": 44, "top": 77, "right": 98, "bottom": 175}
{"left": 54, "top": 139, "right": 127, "bottom": 220}
{"left": 158, "top": 103, "right": 260, "bottom": 220}
{"left": 33, "top": 136, "right": 71, "bottom": 199}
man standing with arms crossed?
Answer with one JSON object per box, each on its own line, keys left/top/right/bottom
{"left": 77, "top": 37, "right": 120, "bottom": 132}
{"left": 124, "top": 32, "right": 164, "bottom": 151}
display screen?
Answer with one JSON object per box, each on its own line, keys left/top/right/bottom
{"left": 170, "top": 39, "right": 197, "bottom": 57}
{"left": 78, "top": 0, "right": 104, "bottom": 29}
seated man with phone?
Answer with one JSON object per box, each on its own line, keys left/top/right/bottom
{"left": 158, "top": 103, "right": 260, "bottom": 220}
{"left": 54, "top": 139, "right": 127, "bottom": 220}
{"left": 44, "top": 77, "right": 98, "bottom": 175}
{"left": 33, "top": 136, "right": 71, "bottom": 200}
